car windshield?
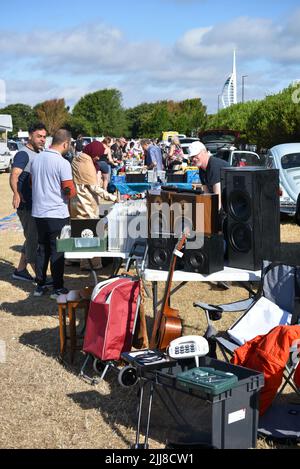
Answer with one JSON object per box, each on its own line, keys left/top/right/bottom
{"left": 179, "top": 138, "right": 199, "bottom": 144}
{"left": 281, "top": 153, "right": 300, "bottom": 169}
{"left": 201, "top": 132, "right": 236, "bottom": 143}
{"left": 232, "top": 152, "right": 261, "bottom": 167}
{"left": 7, "top": 142, "right": 18, "bottom": 151}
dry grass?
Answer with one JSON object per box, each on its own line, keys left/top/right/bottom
{"left": 0, "top": 173, "right": 299, "bottom": 449}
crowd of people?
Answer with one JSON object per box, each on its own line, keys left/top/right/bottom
{"left": 9, "top": 124, "right": 227, "bottom": 298}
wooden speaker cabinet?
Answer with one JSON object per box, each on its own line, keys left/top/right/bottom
{"left": 169, "top": 192, "right": 219, "bottom": 236}
{"left": 147, "top": 191, "right": 171, "bottom": 236}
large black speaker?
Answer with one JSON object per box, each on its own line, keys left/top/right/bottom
{"left": 184, "top": 234, "right": 224, "bottom": 274}
{"left": 221, "top": 168, "right": 280, "bottom": 271}
{"left": 148, "top": 234, "right": 182, "bottom": 271}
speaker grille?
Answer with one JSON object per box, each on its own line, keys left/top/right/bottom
{"left": 151, "top": 248, "right": 168, "bottom": 268}
{"left": 229, "top": 223, "right": 252, "bottom": 253}
{"left": 188, "top": 252, "right": 206, "bottom": 270}
{"left": 228, "top": 190, "right": 252, "bottom": 222}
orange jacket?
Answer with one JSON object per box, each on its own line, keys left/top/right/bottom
{"left": 232, "top": 325, "right": 300, "bottom": 415}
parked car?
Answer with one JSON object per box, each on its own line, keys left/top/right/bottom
{"left": 179, "top": 137, "right": 200, "bottom": 156}
{"left": 0, "top": 140, "right": 21, "bottom": 173}
{"left": 198, "top": 129, "right": 240, "bottom": 155}
{"left": 216, "top": 149, "right": 263, "bottom": 167}
{"left": 266, "top": 143, "right": 300, "bottom": 215}
{"left": 7, "top": 140, "right": 23, "bottom": 158}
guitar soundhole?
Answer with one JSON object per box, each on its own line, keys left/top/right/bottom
{"left": 153, "top": 248, "right": 168, "bottom": 267}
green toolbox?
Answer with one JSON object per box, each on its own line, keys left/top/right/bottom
{"left": 176, "top": 367, "right": 238, "bottom": 395}
{"left": 56, "top": 236, "right": 108, "bottom": 253}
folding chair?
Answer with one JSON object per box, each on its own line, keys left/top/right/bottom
{"left": 193, "top": 260, "right": 300, "bottom": 398}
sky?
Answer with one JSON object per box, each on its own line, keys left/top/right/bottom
{"left": 1, "top": 0, "right": 300, "bottom": 114}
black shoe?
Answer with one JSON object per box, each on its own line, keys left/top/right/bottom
{"left": 50, "top": 288, "right": 69, "bottom": 300}
{"left": 33, "top": 285, "right": 49, "bottom": 297}
{"left": 12, "top": 269, "right": 34, "bottom": 282}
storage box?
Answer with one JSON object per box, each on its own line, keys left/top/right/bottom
{"left": 186, "top": 170, "right": 200, "bottom": 184}
{"left": 176, "top": 366, "right": 238, "bottom": 395}
{"left": 126, "top": 173, "right": 146, "bottom": 183}
{"left": 107, "top": 201, "right": 147, "bottom": 253}
{"left": 111, "top": 175, "right": 126, "bottom": 184}
{"left": 166, "top": 171, "right": 187, "bottom": 183}
{"left": 138, "top": 356, "right": 264, "bottom": 449}
{"left": 56, "top": 236, "right": 108, "bottom": 253}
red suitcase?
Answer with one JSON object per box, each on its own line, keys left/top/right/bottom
{"left": 83, "top": 276, "right": 140, "bottom": 362}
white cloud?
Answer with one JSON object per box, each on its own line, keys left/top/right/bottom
{"left": 1, "top": 9, "right": 300, "bottom": 112}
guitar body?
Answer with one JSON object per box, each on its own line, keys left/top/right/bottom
{"left": 157, "top": 315, "right": 183, "bottom": 350}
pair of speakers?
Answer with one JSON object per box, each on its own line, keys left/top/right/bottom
{"left": 147, "top": 191, "right": 220, "bottom": 237}
{"left": 221, "top": 168, "right": 280, "bottom": 271}
{"left": 147, "top": 190, "right": 224, "bottom": 274}
{"left": 148, "top": 233, "right": 224, "bottom": 274}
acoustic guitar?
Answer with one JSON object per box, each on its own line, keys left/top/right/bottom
{"left": 150, "top": 233, "right": 187, "bottom": 350}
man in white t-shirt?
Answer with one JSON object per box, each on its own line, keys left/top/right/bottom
{"left": 31, "top": 129, "right": 76, "bottom": 299}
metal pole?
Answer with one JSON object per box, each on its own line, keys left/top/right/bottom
{"left": 242, "top": 75, "right": 248, "bottom": 103}
{"left": 218, "top": 94, "right": 221, "bottom": 113}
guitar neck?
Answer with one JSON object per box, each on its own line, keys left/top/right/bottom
{"left": 150, "top": 234, "right": 187, "bottom": 348}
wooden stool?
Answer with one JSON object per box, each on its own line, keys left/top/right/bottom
{"left": 57, "top": 288, "right": 92, "bottom": 363}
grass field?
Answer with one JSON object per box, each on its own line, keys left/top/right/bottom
{"left": 0, "top": 172, "right": 299, "bottom": 449}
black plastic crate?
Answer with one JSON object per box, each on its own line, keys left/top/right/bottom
{"left": 166, "top": 172, "right": 187, "bottom": 183}
{"left": 139, "top": 356, "right": 264, "bottom": 449}
{"left": 126, "top": 173, "right": 146, "bottom": 183}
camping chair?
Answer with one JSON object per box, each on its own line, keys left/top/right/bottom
{"left": 193, "top": 260, "right": 300, "bottom": 398}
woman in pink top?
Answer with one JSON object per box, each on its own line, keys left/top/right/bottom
{"left": 167, "top": 136, "right": 184, "bottom": 169}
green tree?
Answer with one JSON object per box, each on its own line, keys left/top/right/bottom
{"left": 126, "top": 98, "right": 207, "bottom": 138}
{"left": 126, "top": 102, "right": 157, "bottom": 138}
{"left": 247, "top": 85, "right": 300, "bottom": 148}
{"left": 71, "top": 89, "right": 127, "bottom": 137}
{"left": 0, "top": 103, "right": 35, "bottom": 137}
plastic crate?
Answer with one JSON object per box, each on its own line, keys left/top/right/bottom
{"left": 166, "top": 172, "right": 187, "bottom": 183}
{"left": 107, "top": 201, "right": 147, "bottom": 253}
{"left": 126, "top": 173, "right": 147, "bottom": 183}
{"left": 56, "top": 236, "right": 107, "bottom": 253}
{"left": 139, "top": 356, "right": 264, "bottom": 449}
{"left": 111, "top": 175, "right": 126, "bottom": 184}
{"left": 186, "top": 170, "right": 200, "bottom": 184}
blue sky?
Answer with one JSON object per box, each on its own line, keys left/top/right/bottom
{"left": 1, "top": 0, "right": 300, "bottom": 113}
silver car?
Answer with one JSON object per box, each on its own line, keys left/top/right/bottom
{"left": 266, "top": 143, "right": 300, "bottom": 215}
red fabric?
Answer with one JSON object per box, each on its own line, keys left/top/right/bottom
{"left": 83, "top": 278, "right": 140, "bottom": 361}
{"left": 61, "top": 180, "right": 77, "bottom": 199}
{"left": 232, "top": 325, "right": 300, "bottom": 415}
{"left": 84, "top": 141, "right": 105, "bottom": 160}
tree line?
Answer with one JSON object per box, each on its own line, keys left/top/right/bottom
{"left": 1, "top": 83, "right": 300, "bottom": 149}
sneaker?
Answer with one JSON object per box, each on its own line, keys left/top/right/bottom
{"left": 12, "top": 269, "right": 34, "bottom": 282}
{"left": 50, "top": 288, "right": 69, "bottom": 300}
{"left": 33, "top": 285, "right": 49, "bottom": 297}
{"left": 32, "top": 277, "right": 54, "bottom": 287}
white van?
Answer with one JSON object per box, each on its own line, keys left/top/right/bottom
{"left": 0, "top": 115, "right": 13, "bottom": 173}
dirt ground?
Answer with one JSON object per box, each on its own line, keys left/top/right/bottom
{"left": 0, "top": 172, "right": 299, "bottom": 450}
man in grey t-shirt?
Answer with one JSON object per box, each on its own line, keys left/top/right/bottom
{"left": 31, "top": 129, "right": 76, "bottom": 299}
